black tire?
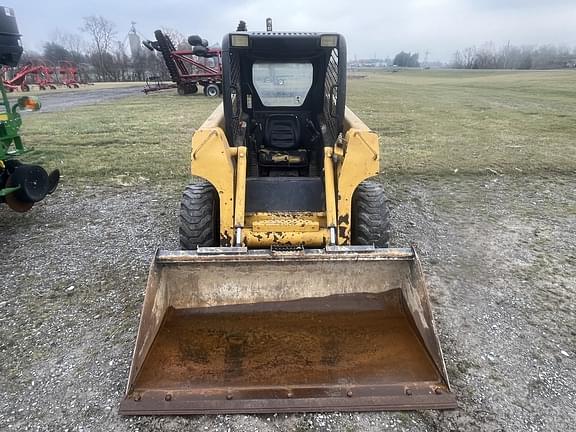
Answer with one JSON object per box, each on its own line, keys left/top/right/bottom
{"left": 205, "top": 84, "right": 220, "bottom": 97}
{"left": 351, "top": 181, "right": 391, "bottom": 247}
{"left": 178, "top": 84, "right": 198, "bottom": 96}
{"left": 188, "top": 35, "right": 203, "bottom": 46}
{"left": 179, "top": 182, "right": 220, "bottom": 250}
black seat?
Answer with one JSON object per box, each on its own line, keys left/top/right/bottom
{"left": 264, "top": 115, "right": 301, "bottom": 149}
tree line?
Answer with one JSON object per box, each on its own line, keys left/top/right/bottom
{"left": 452, "top": 42, "right": 576, "bottom": 70}
{"left": 23, "top": 17, "right": 576, "bottom": 76}
{"left": 20, "top": 16, "right": 172, "bottom": 82}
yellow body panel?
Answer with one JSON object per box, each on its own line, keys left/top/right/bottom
{"left": 244, "top": 212, "right": 326, "bottom": 246}
{"left": 252, "top": 218, "right": 320, "bottom": 233}
{"left": 190, "top": 104, "right": 236, "bottom": 246}
{"left": 246, "top": 212, "right": 325, "bottom": 224}
{"left": 190, "top": 104, "right": 379, "bottom": 248}
{"left": 244, "top": 229, "right": 329, "bottom": 248}
{"left": 233, "top": 146, "right": 248, "bottom": 231}
{"left": 336, "top": 108, "right": 380, "bottom": 244}
{"left": 323, "top": 147, "right": 337, "bottom": 235}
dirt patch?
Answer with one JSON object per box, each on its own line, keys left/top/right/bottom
{"left": 1, "top": 174, "right": 574, "bottom": 431}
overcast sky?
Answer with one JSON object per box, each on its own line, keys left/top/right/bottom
{"left": 3, "top": 0, "right": 575, "bottom": 62}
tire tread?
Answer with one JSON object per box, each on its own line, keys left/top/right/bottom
{"left": 179, "top": 181, "right": 218, "bottom": 249}
{"left": 351, "top": 180, "right": 391, "bottom": 247}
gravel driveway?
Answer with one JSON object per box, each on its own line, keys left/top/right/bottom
{"left": 18, "top": 85, "right": 144, "bottom": 113}
{"left": 0, "top": 173, "right": 574, "bottom": 431}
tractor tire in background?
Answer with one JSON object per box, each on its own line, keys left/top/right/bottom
{"left": 177, "top": 83, "right": 199, "bottom": 96}
{"left": 179, "top": 181, "right": 220, "bottom": 249}
{"left": 204, "top": 84, "right": 220, "bottom": 97}
{"left": 351, "top": 180, "right": 391, "bottom": 247}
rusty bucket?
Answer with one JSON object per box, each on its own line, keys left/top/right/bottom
{"left": 119, "top": 248, "right": 456, "bottom": 414}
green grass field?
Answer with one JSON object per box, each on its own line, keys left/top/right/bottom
{"left": 351, "top": 69, "right": 575, "bottom": 177}
{"left": 19, "top": 69, "right": 576, "bottom": 187}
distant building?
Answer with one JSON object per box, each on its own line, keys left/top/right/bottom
{"left": 128, "top": 22, "right": 141, "bottom": 58}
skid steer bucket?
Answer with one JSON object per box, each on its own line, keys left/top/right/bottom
{"left": 120, "top": 248, "right": 456, "bottom": 414}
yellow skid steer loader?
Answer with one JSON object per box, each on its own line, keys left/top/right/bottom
{"left": 120, "top": 28, "right": 456, "bottom": 414}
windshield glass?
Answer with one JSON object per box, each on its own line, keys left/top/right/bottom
{"left": 252, "top": 62, "right": 313, "bottom": 107}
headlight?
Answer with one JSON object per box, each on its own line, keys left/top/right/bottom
{"left": 231, "top": 34, "right": 249, "bottom": 47}
{"left": 320, "top": 34, "right": 338, "bottom": 48}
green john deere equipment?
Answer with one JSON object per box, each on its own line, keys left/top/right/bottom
{"left": 0, "top": 6, "right": 59, "bottom": 212}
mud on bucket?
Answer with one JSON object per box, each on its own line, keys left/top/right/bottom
{"left": 120, "top": 248, "right": 456, "bottom": 414}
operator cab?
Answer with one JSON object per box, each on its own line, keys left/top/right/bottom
{"left": 222, "top": 31, "right": 347, "bottom": 179}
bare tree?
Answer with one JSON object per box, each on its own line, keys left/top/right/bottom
{"left": 52, "top": 29, "right": 85, "bottom": 54}
{"left": 49, "top": 30, "right": 86, "bottom": 65}
{"left": 112, "top": 41, "right": 130, "bottom": 81}
{"left": 452, "top": 50, "right": 464, "bottom": 68}
{"left": 462, "top": 47, "right": 476, "bottom": 69}
{"left": 82, "top": 16, "right": 116, "bottom": 80}
{"left": 474, "top": 42, "right": 497, "bottom": 69}
{"left": 452, "top": 42, "right": 576, "bottom": 70}
{"left": 501, "top": 40, "right": 511, "bottom": 69}
{"left": 62, "top": 33, "right": 85, "bottom": 54}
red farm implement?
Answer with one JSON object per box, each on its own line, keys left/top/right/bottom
{"left": 2, "top": 61, "right": 82, "bottom": 91}
{"left": 33, "top": 63, "right": 57, "bottom": 90}
{"left": 1, "top": 63, "right": 40, "bottom": 91}
{"left": 143, "top": 30, "right": 222, "bottom": 96}
{"left": 57, "top": 61, "right": 80, "bottom": 88}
